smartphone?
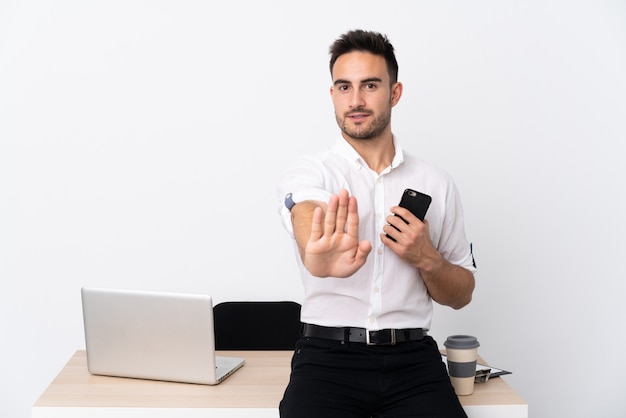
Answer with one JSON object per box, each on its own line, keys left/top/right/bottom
{"left": 386, "top": 189, "right": 432, "bottom": 242}
{"left": 398, "top": 188, "right": 432, "bottom": 222}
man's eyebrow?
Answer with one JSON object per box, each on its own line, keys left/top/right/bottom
{"left": 361, "top": 77, "right": 383, "bottom": 84}
{"left": 333, "top": 79, "right": 351, "bottom": 86}
{"left": 333, "top": 77, "right": 383, "bottom": 86}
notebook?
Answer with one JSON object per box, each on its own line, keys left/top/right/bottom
{"left": 81, "top": 287, "right": 244, "bottom": 385}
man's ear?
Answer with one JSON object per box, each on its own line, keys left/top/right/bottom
{"left": 391, "top": 82, "right": 403, "bottom": 106}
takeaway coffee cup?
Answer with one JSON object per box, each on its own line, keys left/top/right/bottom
{"left": 444, "top": 335, "right": 480, "bottom": 395}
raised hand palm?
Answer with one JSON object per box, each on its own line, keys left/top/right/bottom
{"left": 304, "top": 191, "right": 371, "bottom": 278}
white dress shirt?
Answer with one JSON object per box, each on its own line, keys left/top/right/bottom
{"left": 277, "top": 136, "right": 476, "bottom": 331}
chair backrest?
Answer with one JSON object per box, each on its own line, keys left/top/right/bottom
{"left": 213, "top": 301, "right": 302, "bottom": 350}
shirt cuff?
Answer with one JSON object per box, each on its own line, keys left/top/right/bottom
{"left": 279, "top": 189, "right": 333, "bottom": 236}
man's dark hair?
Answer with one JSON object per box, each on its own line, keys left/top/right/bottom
{"left": 329, "top": 29, "right": 399, "bottom": 84}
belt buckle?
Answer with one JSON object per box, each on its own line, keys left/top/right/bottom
{"left": 366, "top": 329, "right": 396, "bottom": 345}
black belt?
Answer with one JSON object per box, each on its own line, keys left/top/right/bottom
{"left": 302, "top": 323, "right": 426, "bottom": 346}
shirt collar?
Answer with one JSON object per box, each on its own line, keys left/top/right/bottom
{"left": 332, "top": 135, "right": 405, "bottom": 172}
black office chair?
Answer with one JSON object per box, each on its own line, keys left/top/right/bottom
{"left": 213, "top": 301, "right": 302, "bottom": 350}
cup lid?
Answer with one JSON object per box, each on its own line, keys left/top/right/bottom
{"left": 444, "top": 335, "right": 480, "bottom": 349}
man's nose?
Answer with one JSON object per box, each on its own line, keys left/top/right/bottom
{"left": 349, "top": 89, "right": 366, "bottom": 108}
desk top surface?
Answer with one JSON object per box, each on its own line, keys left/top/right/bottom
{"left": 34, "top": 350, "right": 526, "bottom": 409}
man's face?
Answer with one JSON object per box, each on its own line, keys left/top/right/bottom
{"left": 330, "top": 51, "right": 401, "bottom": 141}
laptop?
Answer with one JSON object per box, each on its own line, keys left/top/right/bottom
{"left": 81, "top": 287, "right": 244, "bottom": 385}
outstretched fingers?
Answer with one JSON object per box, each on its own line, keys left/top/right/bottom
{"left": 309, "top": 206, "right": 324, "bottom": 241}
{"left": 347, "top": 195, "right": 372, "bottom": 261}
{"left": 322, "top": 190, "right": 350, "bottom": 237}
{"left": 323, "top": 193, "right": 339, "bottom": 237}
{"left": 334, "top": 190, "right": 350, "bottom": 235}
{"left": 345, "top": 195, "right": 360, "bottom": 238}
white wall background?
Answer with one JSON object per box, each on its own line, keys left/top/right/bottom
{"left": 1, "top": 1, "right": 625, "bottom": 417}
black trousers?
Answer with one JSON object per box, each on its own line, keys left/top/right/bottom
{"left": 279, "top": 335, "right": 467, "bottom": 418}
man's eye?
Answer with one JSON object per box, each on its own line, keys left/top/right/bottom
{"left": 339, "top": 85, "right": 350, "bottom": 91}
{"left": 365, "top": 83, "right": 377, "bottom": 90}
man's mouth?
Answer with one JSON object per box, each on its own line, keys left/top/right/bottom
{"left": 347, "top": 112, "right": 370, "bottom": 122}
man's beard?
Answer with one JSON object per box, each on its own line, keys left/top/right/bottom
{"left": 336, "top": 107, "right": 391, "bottom": 140}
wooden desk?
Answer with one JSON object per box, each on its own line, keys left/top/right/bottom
{"left": 33, "top": 350, "right": 527, "bottom": 418}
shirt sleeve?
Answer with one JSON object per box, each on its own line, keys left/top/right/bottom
{"left": 276, "top": 157, "right": 333, "bottom": 238}
{"left": 438, "top": 180, "right": 477, "bottom": 274}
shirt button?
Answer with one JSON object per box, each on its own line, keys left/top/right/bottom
{"left": 374, "top": 287, "right": 380, "bottom": 293}
{"left": 369, "top": 317, "right": 376, "bottom": 324}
